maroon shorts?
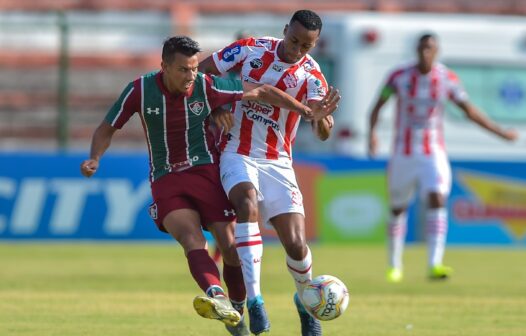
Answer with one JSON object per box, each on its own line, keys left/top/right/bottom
{"left": 149, "top": 164, "right": 236, "bottom": 232}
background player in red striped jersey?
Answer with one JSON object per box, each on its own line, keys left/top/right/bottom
{"left": 199, "top": 10, "right": 339, "bottom": 336}
{"left": 80, "top": 36, "right": 315, "bottom": 336}
{"left": 368, "top": 33, "right": 518, "bottom": 283}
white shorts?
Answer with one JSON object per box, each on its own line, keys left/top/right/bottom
{"left": 219, "top": 151, "right": 304, "bottom": 226}
{"left": 387, "top": 153, "right": 451, "bottom": 209}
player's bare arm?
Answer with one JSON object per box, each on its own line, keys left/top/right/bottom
{"left": 456, "top": 101, "right": 518, "bottom": 141}
{"left": 80, "top": 121, "right": 117, "bottom": 177}
{"left": 367, "top": 95, "right": 390, "bottom": 157}
{"left": 211, "top": 107, "right": 234, "bottom": 133}
{"left": 198, "top": 56, "right": 221, "bottom": 75}
{"left": 242, "top": 81, "right": 313, "bottom": 119}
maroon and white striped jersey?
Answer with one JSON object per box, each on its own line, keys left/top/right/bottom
{"left": 212, "top": 37, "right": 328, "bottom": 160}
{"left": 383, "top": 63, "right": 468, "bottom": 156}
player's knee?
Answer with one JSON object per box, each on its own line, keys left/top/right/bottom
{"left": 233, "top": 197, "right": 258, "bottom": 220}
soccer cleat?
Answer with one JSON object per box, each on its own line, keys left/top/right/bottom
{"left": 247, "top": 299, "right": 271, "bottom": 334}
{"left": 294, "top": 293, "right": 322, "bottom": 336}
{"left": 386, "top": 267, "right": 403, "bottom": 283}
{"left": 225, "top": 315, "right": 250, "bottom": 336}
{"left": 428, "top": 264, "right": 453, "bottom": 280}
{"left": 193, "top": 295, "right": 241, "bottom": 327}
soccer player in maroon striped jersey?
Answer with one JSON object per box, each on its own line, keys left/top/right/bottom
{"left": 199, "top": 10, "right": 339, "bottom": 336}
{"left": 80, "top": 36, "right": 315, "bottom": 335}
{"left": 368, "top": 33, "right": 517, "bottom": 283}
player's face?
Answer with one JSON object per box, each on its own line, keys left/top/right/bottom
{"left": 161, "top": 52, "right": 199, "bottom": 94}
{"left": 417, "top": 37, "right": 438, "bottom": 70}
{"left": 281, "top": 21, "right": 320, "bottom": 63}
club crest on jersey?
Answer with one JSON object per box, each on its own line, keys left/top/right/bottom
{"left": 272, "top": 63, "right": 283, "bottom": 72}
{"left": 221, "top": 45, "right": 241, "bottom": 62}
{"left": 146, "top": 107, "right": 160, "bottom": 115}
{"left": 189, "top": 101, "right": 205, "bottom": 115}
{"left": 250, "top": 58, "right": 263, "bottom": 69}
{"left": 284, "top": 73, "right": 299, "bottom": 88}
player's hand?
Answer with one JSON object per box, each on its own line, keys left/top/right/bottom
{"left": 298, "top": 105, "right": 314, "bottom": 121}
{"left": 80, "top": 159, "right": 99, "bottom": 178}
{"left": 212, "top": 107, "right": 234, "bottom": 133}
{"left": 501, "top": 129, "right": 518, "bottom": 141}
{"left": 310, "top": 86, "right": 341, "bottom": 122}
{"left": 368, "top": 133, "right": 378, "bottom": 158}
{"left": 312, "top": 115, "right": 334, "bottom": 141}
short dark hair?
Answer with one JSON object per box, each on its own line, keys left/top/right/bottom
{"left": 290, "top": 9, "right": 322, "bottom": 33}
{"left": 418, "top": 32, "right": 437, "bottom": 44}
{"left": 162, "top": 36, "right": 201, "bottom": 64}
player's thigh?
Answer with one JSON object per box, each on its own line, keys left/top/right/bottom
{"left": 150, "top": 174, "right": 198, "bottom": 233}
{"left": 258, "top": 160, "right": 304, "bottom": 227}
{"left": 163, "top": 208, "right": 207, "bottom": 253}
{"left": 185, "top": 164, "right": 237, "bottom": 225}
{"left": 220, "top": 152, "right": 262, "bottom": 200}
{"left": 387, "top": 156, "right": 418, "bottom": 209}
{"left": 419, "top": 155, "right": 451, "bottom": 200}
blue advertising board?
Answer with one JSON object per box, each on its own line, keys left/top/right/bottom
{"left": 1, "top": 152, "right": 525, "bottom": 245}
{"left": 0, "top": 152, "right": 169, "bottom": 240}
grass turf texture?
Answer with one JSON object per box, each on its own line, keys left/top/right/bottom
{"left": 0, "top": 244, "right": 525, "bottom": 336}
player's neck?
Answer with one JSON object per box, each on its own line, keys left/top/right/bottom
{"left": 417, "top": 63, "right": 433, "bottom": 75}
{"left": 162, "top": 74, "right": 185, "bottom": 95}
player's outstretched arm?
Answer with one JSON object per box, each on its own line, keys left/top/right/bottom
{"left": 367, "top": 95, "right": 389, "bottom": 158}
{"left": 80, "top": 121, "right": 117, "bottom": 178}
{"left": 456, "top": 101, "right": 518, "bottom": 141}
{"left": 199, "top": 56, "right": 221, "bottom": 75}
{"left": 241, "top": 81, "right": 313, "bottom": 119}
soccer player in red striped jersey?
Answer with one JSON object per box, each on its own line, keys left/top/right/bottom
{"left": 199, "top": 10, "right": 340, "bottom": 336}
{"left": 80, "top": 36, "right": 315, "bottom": 335}
{"left": 368, "top": 33, "right": 517, "bottom": 283}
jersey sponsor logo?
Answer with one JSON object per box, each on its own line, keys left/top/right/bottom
{"left": 303, "top": 60, "right": 315, "bottom": 72}
{"left": 272, "top": 63, "right": 283, "bottom": 72}
{"left": 241, "top": 100, "right": 273, "bottom": 115}
{"left": 284, "top": 73, "right": 299, "bottom": 88}
{"left": 255, "top": 39, "right": 272, "bottom": 49}
{"left": 310, "top": 86, "right": 327, "bottom": 97}
{"left": 223, "top": 209, "right": 236, "bottom": 217}
{"left": 146, "top": 107, "right": 160, "bottom": 115}
{"left": 221, "top": 45, "right": 241, "bottom": 62}
{"left": 246, "top": 110, "right": 280, "bottom": 130}
{"left": 189, "top": 101, "right": 205, "bottom": 115}
{"left": 250, "top": 58, "right": 263, "bottom": 69}
{"left": 148, "top": 203, "right": 158, "bottom": 220}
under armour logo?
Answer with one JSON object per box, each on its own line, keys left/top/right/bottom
{"left": 224, "top": 209, "right": 236, "bottom": 216}
{"left": 146, "top": 107, "right": 160, "bottom": 115}
{"left": 253, "top": 258, "right": 261, "bottom": 264}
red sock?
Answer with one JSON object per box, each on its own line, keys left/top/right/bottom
{"left": 223, "top": 263, "right": 246, "bottom": 303}
{"left": 187, "top": 249, "right": 222, "bottom": 294}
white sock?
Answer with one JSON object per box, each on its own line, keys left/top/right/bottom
{"left": 427, "top": 208, "right": 448, "bottom": 267}
{"left": 286, "top": 246, "right": 312, "bottom": 295}
{"left": 235, "top": 222, "right": 263, "bottom": 300}
{"left": 388, "top": 212, "right": 407, "bottom": 270}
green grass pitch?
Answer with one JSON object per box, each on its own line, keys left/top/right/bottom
{"left": 1, "top": 243, "right": 525, "bottom": 335}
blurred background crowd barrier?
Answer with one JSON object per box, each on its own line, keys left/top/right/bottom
{"left": 0, "top": 0, "right": 525, "bottom": 245}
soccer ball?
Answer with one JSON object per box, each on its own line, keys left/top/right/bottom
{"left": 301, "top": 275, "right": 349, "bottom": 321}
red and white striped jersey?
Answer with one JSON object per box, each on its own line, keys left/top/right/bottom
{"left": 212, "top": 37, "right": 328, "bottom": 160}
{"left": 383, "top": 62, "right": 468, "bottom": 156}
